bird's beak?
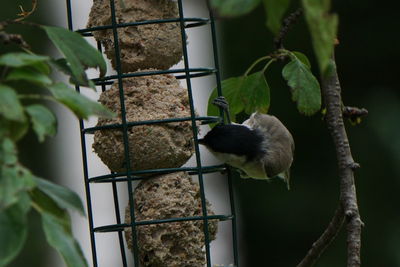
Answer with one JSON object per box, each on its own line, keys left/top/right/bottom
{"left": 198, "top": 138, "right": 205, "bottom": 145}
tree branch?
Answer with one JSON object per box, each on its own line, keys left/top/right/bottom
{"left": 296, "top": 204, "right": 345, "bottom": 267}
{"left": 322, "top": 58, "right": 362, "bottom": 267}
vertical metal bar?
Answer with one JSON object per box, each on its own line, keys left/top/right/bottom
{"left": 108, "top": 0, "right": 140, "bottom": 266}
{"left": 226, "top": 169, "right": 239, "bottom": 267}
{"left": 96, "top": 41, "right": 128, "bottom": 267}
{"left": 65, "top": 1, "right": 98, "bottom": 266}
{"left": 209, "top": 13, "right": 240, "bottom": 266}
{"left": 176, "top": 1, "right": 212, "bottom": 266}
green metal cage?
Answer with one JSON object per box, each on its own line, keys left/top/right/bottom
{"left": 65, "top": 0, "right": 239, "bottom": 266}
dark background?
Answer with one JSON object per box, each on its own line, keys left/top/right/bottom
{"left": 219, "top": 1, "right": 400, "bottom": 267}
{"left": 1, "top": 0, "right": 399, "bottom": 266}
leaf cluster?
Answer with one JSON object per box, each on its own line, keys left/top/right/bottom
{"left": 208, "top": 0, "right": 338, "bottom": 121}
{"left": 0, "top": 17, "right": 113, "bottom": 267}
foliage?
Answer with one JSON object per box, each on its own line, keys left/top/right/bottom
{"left": 208, "top": 0, "right": 337, "bottom": 122}
{"left": 0, "top": 7, "right": 113, "bottom": 267}
{"left": 209, "top": 1, "right": 366, "bottom": 267}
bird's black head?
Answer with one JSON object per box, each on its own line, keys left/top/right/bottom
{"left": 199, "top": 124, "right": 265, "bottom": 161}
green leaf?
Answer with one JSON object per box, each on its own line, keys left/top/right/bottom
{"left": 207, "top": 72, "right": 271, "bottom": 121}
{"left": 240, "top": 71, "right": 270, "bottom": 114}
{"left": 50, "top": 58, "right": 96, "bottom": 89}
{"left": 210, "top": 0, "right": 261, "bottom": 17}
{"left": 34, "top": 177, "right": 85, "bottom": 216}
{"left": 292, "top": 51, "right": 311, "bottom": 68}
{"left": 42, "top": 213, "right": 88, "bottom": 267}
{"left": 0, "top": 197, "right": 31, "bottom": 267}
{"left": 30, "top": 188, "right": 65, "bottom": 218}
{"left": 6, "top": 67, "right": 52, "bottom": 86}
{"left": 0, "top": 118, "right": 29, "bottom": 142}
{"left": 263, "top": 0, "right": 291, "bottom": 35}
{"left": 0, "top": 140, "right": 36, "bottom": 211}
{"left": 31, "top": 61, "right": 51, "bottom": 75}
{"left": 282, "top": 54, "right": 321, "bottom": 115}
{"left": 0, "top": 84, "right": 26, "bottom": 122}
{"left": 0, "top": 138, "right": 17, "bottom": 165}
{"left": 31, "top": 189, "right": 87, "bottom": 267}
{"left": 208, "top": 76, "right": 246, "bottom": 123}
{"left": 0, "top": 53, "right": 49, "bottom": 68}
{"left": 42, "top": 26, "right": 106, "bottom": 87}
{"left": 25, "top": 105, "right": 57, "bottom": 142}
{"left": 302, "top": 0, "right": 338, "bottom": 75}
{"left": 46, "top": 83, "right": 114, "bottom": 119}
{"left": 50, "top": 58, "right": 71, "bottom": 75}
{"left": 0, "top": 164, "right": 36, "bottom": 210}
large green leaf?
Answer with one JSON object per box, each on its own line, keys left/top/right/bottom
{"left": 302, "top": 0, "right": 338, "bottom": 75}
{"left": 42, "top": 26, "right": 106, "bottom": 87}
{"left": 46, "top": 83, "right": 114, "bottom": 119}
{"left": 0, "top": 53, "right": 49, "bottom": 68}
{"left": 0, "top": 84, "right": 26, "bottom": 122}
{"left": 282, "top": 54, "right": 321, "bottom": 115}
{"left": 263, "top": 0, "right": 291, "bottom": 35}
{"left": 0, "top": 196, "right": 31, "bottom": 267}
{"left": 6, "top": 67, "right": 52, "bottom": 86}
{"left": 34, "top": 177, "right": 85, "bottom": 216}
{"left": 210, "top": 0, "right": 261, "bottom": 17}
{"left": 208, "top": 73, "right": 270, "bottom": 122}
{"left": 240, "top": 71, "right": 270, "bottom": 114}
{"left": 25, "top": 104, "right": 57, "bottom": 142}
{"left": 31, "top": 189, "right": 87, "bottom": 267}
{"left": 208, "top": 76, "right": 246, "bottom": 123}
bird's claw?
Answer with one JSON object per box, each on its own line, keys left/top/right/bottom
{"left": 212, "top": 96, "right": 230, "bottom": 111}
{"left": 212, "top": 96, "right": 232, "bottom": 124}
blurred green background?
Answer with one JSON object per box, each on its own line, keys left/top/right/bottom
{"left": 220, "top": 1, "right": 400, "bottom": 267}
{"left": 1, "top": 0, "right": 399, "bottom": 266}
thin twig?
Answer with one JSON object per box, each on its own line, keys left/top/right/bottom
{"left": 274, "top": 8, "right": 303, "bottom": 50}
{"left": 0, "top": 31, "right": 30, "bottom": 48}
{"left": 15, "top": 0, "right": 38, "bottom": 22}
{"left": 296, "top": 204, "right": 345, "bottom": 267}
{"left": 322, "top": 58, "right": 362, "bottom": 267}
{"left": 343, "top": 106, "right": 368, "bottom": 124}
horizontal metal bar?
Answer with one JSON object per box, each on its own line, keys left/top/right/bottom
{"left": 92, "top": 68, "right": 217, "bottom": 84}
{"left": 93, "top": 214, "right": 234, "bottom": 233}
{"left": 88, "top": 164, "right": 226, "bottom": 183}
{"left": 83, "top": 116, "right": 221, "bottom": 134}
{"left": 77, "top": 17, "right": 210, "bottom": 36}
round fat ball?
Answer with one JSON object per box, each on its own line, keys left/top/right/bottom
{"left": 125, "top": 172, "right": 218, "bottom": 267}
{"left": 87, "top": 0, "right": 183, "bottom": 72}
{"left": 93, "top": 72, "right": 194, "bottom": 173}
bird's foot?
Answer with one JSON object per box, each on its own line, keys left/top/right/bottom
{"left": 212, "top": 96, "right": 230, "bottom": 111}
{"left": 212, "top": 96, "right": 232, "bottom": 124}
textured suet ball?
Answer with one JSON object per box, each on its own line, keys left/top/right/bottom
{"left": 93, "top": 72, "right": 194, "bottom": 173}
{"left": 124, "top": 172, "right": 218, "bottom": 267}
{"left": 87, "top": 0, "right": 182, "bottom": 72}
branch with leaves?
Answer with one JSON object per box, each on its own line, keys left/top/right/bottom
{"left": 209, "top": 0, "right": 363, "bottom": 266}
{"left": 0, "top": 4, "right": 113, "bottom": 267}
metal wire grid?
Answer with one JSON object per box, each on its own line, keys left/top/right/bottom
{"left": 65, "top": 0, "right": 239, "bottom": 266}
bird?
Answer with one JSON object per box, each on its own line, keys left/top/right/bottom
{"left": 199, "top": 96, "right": 294, "bottom": 189}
